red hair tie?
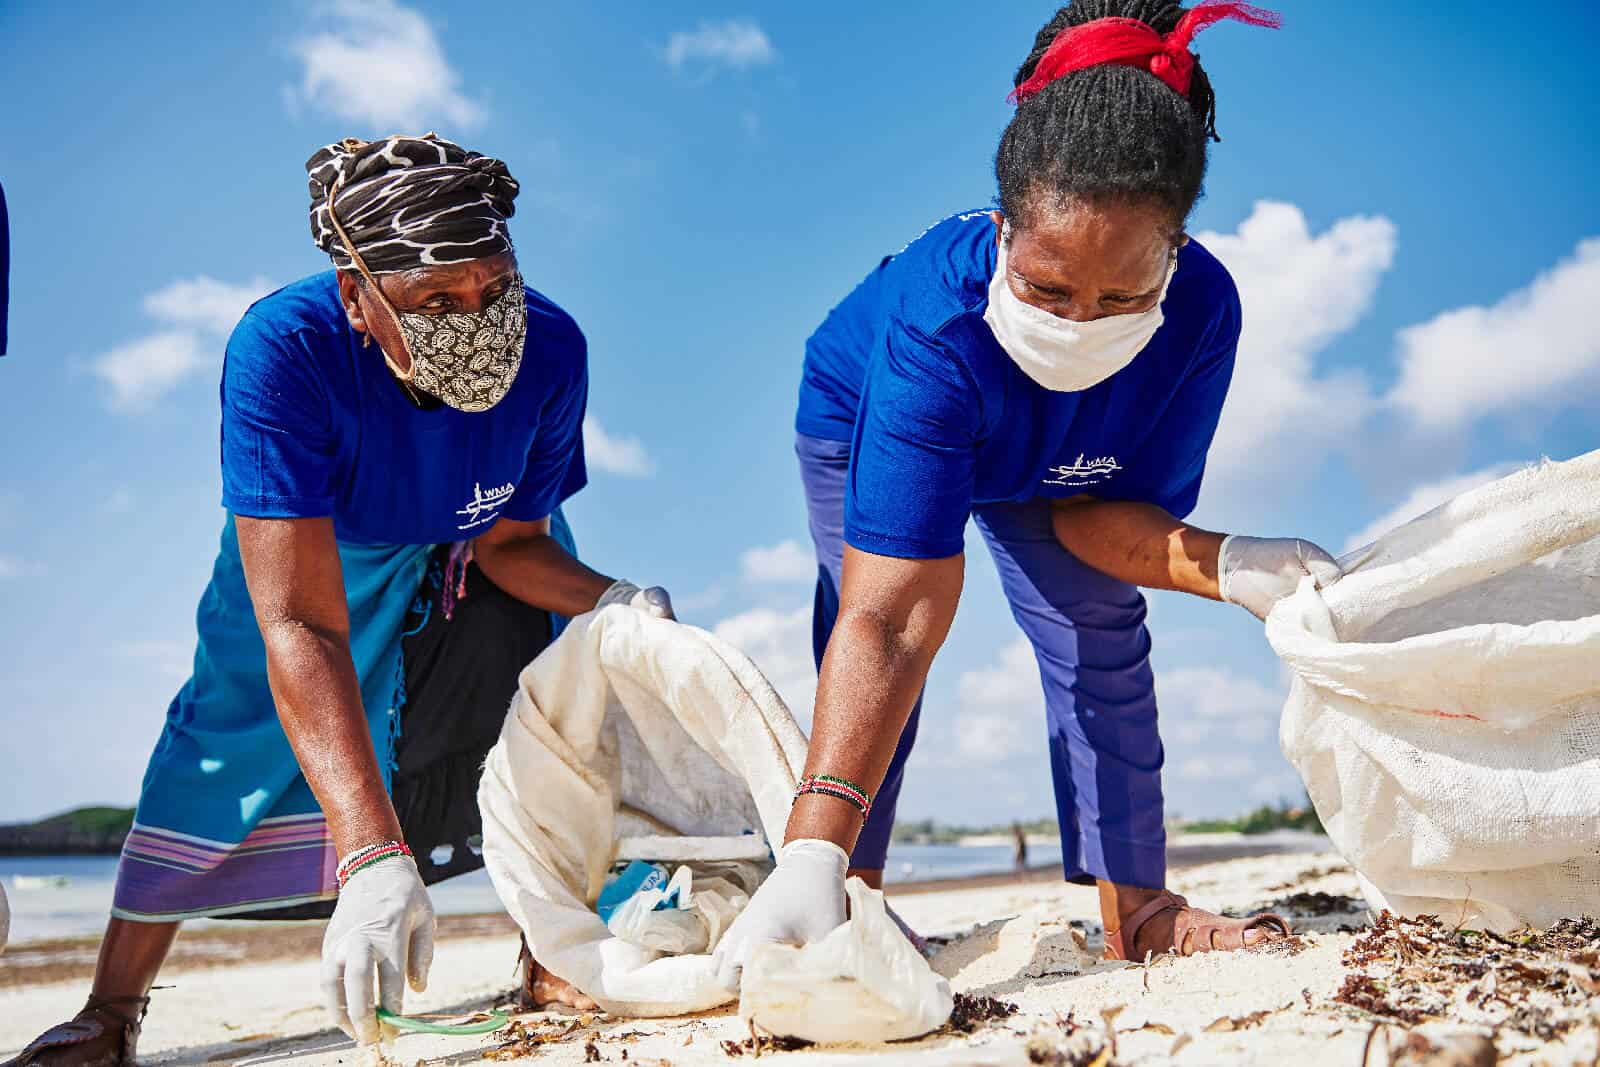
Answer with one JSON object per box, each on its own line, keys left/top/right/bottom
{"left": 1010, "top": 1, "right": 1281, "bottom": 103}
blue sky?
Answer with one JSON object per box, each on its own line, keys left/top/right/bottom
{"left": 1, "top": 1, "right": 1596, "bottom": 826}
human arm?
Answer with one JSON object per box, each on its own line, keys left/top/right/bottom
{"left": 235, "top": 515, "right": 432, "bottom": 1044}
{"left": 712, "top": 546, "right": 963, "bottom": 990}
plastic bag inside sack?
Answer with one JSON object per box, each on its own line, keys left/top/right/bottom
{"left": 605, "top": 864, "right": 752, "bottom": 955}
{"left": 739, "top": 878, "right": 954, "bottom": 1044}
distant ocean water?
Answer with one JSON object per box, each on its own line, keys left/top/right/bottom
{"left": 0, "top": 842, "right": 1062, "bottom": 945}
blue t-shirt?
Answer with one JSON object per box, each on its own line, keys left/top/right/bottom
{"left": 797, "top": 210, "right": 1240, "bottom": 560}
{"left": 220, "top": 271, "right": 588, "bottom": 545}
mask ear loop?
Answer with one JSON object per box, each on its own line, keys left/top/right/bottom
{"left": 327, "top": 177, "right": 420, "bottom": 391}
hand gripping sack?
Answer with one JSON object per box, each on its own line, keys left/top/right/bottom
{"left": 1268, "top": 450, "right": 1600, "bottom": 931}
{"left": 477, "top": 607, "right": 808, "bottom": 1016}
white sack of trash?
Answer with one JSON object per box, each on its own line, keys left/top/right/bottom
{"left": 1270, "top": 448, "right": 1600, "bottom": 931}
{"left": 477, "top": 603, "right": 954, "bottom": 1039}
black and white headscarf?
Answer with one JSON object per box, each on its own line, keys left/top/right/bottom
{"left": 306, "top": 134, "right": 519, "bottom": 273}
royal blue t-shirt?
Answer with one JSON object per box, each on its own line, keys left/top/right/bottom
{"left": 796, "top": 210, "right": 1240, "bottom": 560}
{"left": 220, "top": 272, "right": 588, "bottom": 545}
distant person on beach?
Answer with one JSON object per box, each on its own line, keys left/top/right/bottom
{"left": 1013, "top": 823, "right": 1029, "bottom": 871}
{"left": 716, "top": 0, "right": 1331, "bottom": 990}
{"left": 5, "top": 134, "right": 671, "bottom": 1067}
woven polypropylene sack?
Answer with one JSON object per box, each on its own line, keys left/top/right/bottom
{"left": 1268, "top": 450, "right": 1600, "bottom": 931}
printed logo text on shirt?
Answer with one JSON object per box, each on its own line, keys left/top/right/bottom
{"left": 1043, "top": 454, "right": 1122, "bottom": 488}
{"left": 456, "top": 481, "right": 516, "bottom": 530}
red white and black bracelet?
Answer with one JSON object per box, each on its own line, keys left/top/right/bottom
{"left": 794, "top": 774, "right": 873, "bottom": 819}
{"left": 336, "top": 840, "right": 414, "bottom": 889}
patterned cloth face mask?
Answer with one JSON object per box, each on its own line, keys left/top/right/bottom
{"left": 326, "top": 175, "right": 527, "bottom": 413}
{"left": 387, "top": 279, "right": 526, "bottom": 412}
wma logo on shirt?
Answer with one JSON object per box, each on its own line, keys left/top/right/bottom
{"left": 456, "top": 481, "right": 516, "bottom": 531}
{"left": 1043, "top": 454, "right": 1123, "bottom": 488}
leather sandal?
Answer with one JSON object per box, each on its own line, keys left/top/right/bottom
{"left": 2, "top": 994, "right": 148, "bottom": 1067}
{"left": 1103, "top": 890, "right": 1291, "bottom": 960}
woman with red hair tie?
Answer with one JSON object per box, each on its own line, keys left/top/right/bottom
{"left": 716, "top": 1, "right": 1337, "bottom": 988}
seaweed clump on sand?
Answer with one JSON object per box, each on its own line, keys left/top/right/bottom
{"left": 944, "top": 992, "right": 1021, "bottom": 1034}
{"left": 1334, "top": 910, "right": 1600, "bottom": 1047}
{"left": 486, "top": 1017, "right": 593, "bottom": 1059}
{"left": 718, "top": 1030, "right": 812, "bottom": 1057}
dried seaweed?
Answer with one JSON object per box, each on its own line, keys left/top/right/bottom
{"left": 943, "top": 992, "right": 1021, "bottom": 1034}
{"left": 1335, "top": 974, "right": 1427, "bottom": 1024}
{"left": 1268, "top": 891, "right": 1365, "bottom": 916}
{"left": 1336, "top": 910, "right": 1600, "bottom": 1042}
{"left": 718, "top": 1032, "right": 812, "bottom": 1058}
{"left": 484, "top": 1018, "right": 588, "bottom": 1059}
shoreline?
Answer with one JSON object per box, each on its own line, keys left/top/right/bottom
{"left": 5, "top": 847, "right": 1592, "bottom": 1066}
{"left": 0, "top": 835, "right": 1330, "bottom": 990}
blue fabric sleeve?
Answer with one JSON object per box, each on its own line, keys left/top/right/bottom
{"left": 502, "top": 337, "right": 589, "bottom": 522}
{"left": 844, "top": 319, "right": 980, "bottom": 559}
{"left": 219, "top": 311, "right": 339, "bottom": 519}
{"left": 1106, "top": 289, "right": 1240, "bottom": 519}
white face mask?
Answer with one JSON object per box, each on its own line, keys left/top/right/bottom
{"left": 983, "top": 233, "right": 1176, "bottom": 392}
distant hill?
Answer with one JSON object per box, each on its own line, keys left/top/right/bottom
{"left": 0, "top": 806, "right": 134, "bottom": 854}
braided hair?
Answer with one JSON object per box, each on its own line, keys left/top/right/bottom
{"left": 996, "top": 1, "right": 1221, "bottom": 231}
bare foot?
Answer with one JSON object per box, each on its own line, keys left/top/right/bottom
{"left": 528, "top": 962, "right": 598, "bottom": 1012}
{"left": 516, "top": 937, "right": 598, "bottom": 1012}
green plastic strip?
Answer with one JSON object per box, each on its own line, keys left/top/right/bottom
{"left": 374, "top": 1008, "right": 511, "bottom": 1036}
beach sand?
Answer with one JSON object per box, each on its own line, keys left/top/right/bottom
{"left": 2, "top": 847, "right": 1594, "bottom": 1066}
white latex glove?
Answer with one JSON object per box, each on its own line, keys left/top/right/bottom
{"left": 712, "top": 839, "right": 848, "bottom": 993}
{"left": 597, "top": 579, "right": 675, "bottom": 620}
{"left": 321, "top": 855, "right": 435, "bottom": 1045}
{"left": 1218, "top": 534, "right": 1342, "bottom": 621}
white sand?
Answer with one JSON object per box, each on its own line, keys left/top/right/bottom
{"left": 2, "top": 851, "right": 1593, "bottom": 1066}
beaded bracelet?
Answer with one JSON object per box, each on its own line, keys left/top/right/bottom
{"left": 337, "top": 840, "right": 414, "bottom": 889}
{"left": 795, "top": 774, "right": 873, "bottom": 819}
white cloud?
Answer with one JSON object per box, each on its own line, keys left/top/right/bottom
{"left": 1174, "top": 754, "right": 1256, "bottom": 782}
{"left": 949, "top": 638, "right": 1043, "bottom": 765}
{"left": 0, "top": 554, "right": 26, "bottom": 579}
{"left": 583, "top": 416, "right": 657, "bottom": 477}
{"left": 713, "top": 603, "right": 815, "bottom": 724}
{"left": 94, "top": 331, "right": 206, "bottom": 412}
{"left": 143, "top": 276, "right": 273, "bottom": 337}
{"left": 1387, "top": 237, "right": 1600, "bottom": 429}
{"left": 105, "top": 488, "right": 136, "bottom": 514}
{"left": 290, "top": 0, "right": 483, "bottom": 130}
{"left": 665, "top": 19, "right": 776, "bottom": 71}
{"left": 94, "top": 277, "right": 274, "bottom": 411}
{"left": 1197, "top": 201, "right": 1396, "bottom": 490}
{"left": 740, "top": 539, "right": 815, "bottom": 583}
{"left": 1155, "top": 665, "right": 1283, "bottom": 747}
{"left": 1341, "top": 463, "right": 1523, "bottom": 554}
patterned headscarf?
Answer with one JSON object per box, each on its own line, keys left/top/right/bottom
{"left": 306, "top": 134, "right": 519, "bottom": 273}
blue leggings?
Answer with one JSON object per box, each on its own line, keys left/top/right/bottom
{"left": 797, "top": 433, "right": 1168, "bottom": 888}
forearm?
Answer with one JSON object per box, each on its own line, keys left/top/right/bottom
{"left": 1051, "top": 498, "right": 1224, "bottom": 599}
{"left": 472, "top": 531, "right": 614, "bottom": 616}
{"left": 786, "top": 608, "right": 946, "bottom": 854}
{"left": 260, "top": 621, "right": 400, "bottom": 855}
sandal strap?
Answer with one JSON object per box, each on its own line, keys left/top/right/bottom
{"left": 1173, "top": 909, "right": 1292, "bottom": 954}
{"left": 1103, "top": 891, "right": 1187, "bottom": 961}
{"left": 83, "top": 995, "right": 149, "bottom": 1030}
{"left": 8, "top": 1000, "right": 144, "bottom": 1067}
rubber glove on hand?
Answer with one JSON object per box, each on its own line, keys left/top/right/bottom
{"left": 597, "top": 579, "right": 675, "bottom": 620}
{"left": 712, "top": 839, "right": 848, "bottom": 993}
{"left": 322, "top": 855, "right": 435, "bottom": 1045}
{"left": 1218, "top": 535, "right": 1342, "bottom": 621}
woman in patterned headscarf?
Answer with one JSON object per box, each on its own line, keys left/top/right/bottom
{"left": 6, "top": 134, "right": 668, "bottom": 1067}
